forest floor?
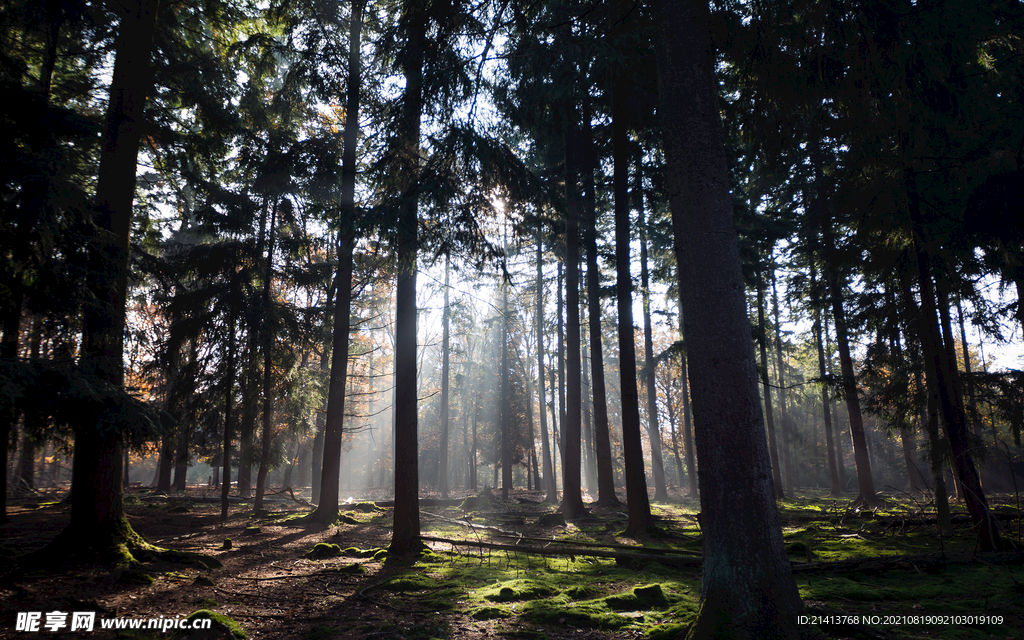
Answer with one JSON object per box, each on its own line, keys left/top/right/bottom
{"left": 1, "top": 485, "right": 1023, "bottom": 640}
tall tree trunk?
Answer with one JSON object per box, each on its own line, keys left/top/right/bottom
{"left": 559, "top": 119, "right": 586, "bottom": 519}
{"left": 389, "top": 0, "right": 425, "bottom": 555}
{"left": 438, "top": 255, "right": 451, "bottom": 498}
{"left": 0, "top": 291, "right": 21, "bottom": 522}
{"left": 920, "top": 369, "right": 953, "bottom": 535}
{"left": 580, "top": 98, "right": 618, "bottom": 507}
{"left": 811, "top": 283, "right": 841, "bottom": 497}
{"left": 255, "top": 199, "right": 280, "bottom": 512}
{"left": 501, "top": 269, "right": 512, "bottom": 500}
{"left": 956, "top": 298, "right": 991, "bottom": 491}
{"left": 637, "top": 152, "right": 668, "bottom": 502}
{"left": 311, "top": 344, "right": 329, "bottom": 502}
{"left": 611, "top": 77, "right": 652, "bottom": 535}
{"left": 556, "top": 261, "right": 566, "bottom": 470}
{"left": 823, "top": 320, "right": 848, "bottom": 488}
{"left": 665, "top": 378, "right": 685, "bottom": 486}
{"left": 14, "top": 316, "right": 45, "bottom": 495}
{"left": 772, "top": 275, "right": 796, "bottom": 495}
{"left": 580, "top": 334, "right": 597, "bottom": 495}
{"left": 314, "top": 0, "right": 364, "bottom": 524}
{"left": 537, "top": 234, "right": 557, "bottom": 502}
{"left": 653, "top": 0, "right": 810, "bottom": 634}
{"left": 172, "top": 333, "right": 192, "bottom": 492}
{"left": 469, "top": 384, "right": 478, "bottom": 491}
{"left": 221, "top": 300, "right": 237, "bottom": 522}
{"left": 906, "top": 169, "right": 1003, "bottom": 550}
{"left": 756, "top": 278, "right": 786, "bottom": 500}
{"left": 824, "top": 260, "right": 877, "bottom": 504}
{"left": 677, "top": 306, "right": 698, "bottom": 500}
{"left": 56, "top": 0, "right": 160, "bottom": 558}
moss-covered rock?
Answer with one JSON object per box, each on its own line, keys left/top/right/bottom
{"left": 470, "top": 606, "right": 511, "bottom": 620}
{"left": 341, "top": 547, "right": 380, "bottom": 558}
{"left": 171, "top": 609, "right": 246, "bottom": 639}
{"left": 380, "top": 573, "right": 441, "bottom": 591}
{"left": 602, "top": 584, "right": 667, "bottom": 610}
{"left": 482, "top": 579, "right": 557, "bottom": 602}
{"left": 306, "top": 543, "right": 343, "bottom": 559}
{"left": 346, "top": 502, "right": 381, "bottom": 513}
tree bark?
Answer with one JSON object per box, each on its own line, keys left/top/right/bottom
{"left": 637, "top": 151, "right": 668, "bottom": 502}
{"left": 812, "top": 284, "right": 842, "bottom": 497}
{"left": 906, "top": 169, "right": 1003, "bottom": 551}
{"left": 757, "top": 278, "right": 786, "bottom": 500}
{"left": 956, "top": 298, "right": 991, "bottom": 491}
{"left": 60, "top": 0, "right": 160, "bottom": 557}
{"left": 389, "top": 0, "right": 425, "bottom": 555}
{"left": 536, "top": 234, "right": 557, "bottom": 502}
{"left": 501, "top": 268, "right": 512, "bottom": 500}
{"left": 580, "top": 332, "right": 597, "bottom": 495}
{"left": 559, "top": 120, "right": 586, "bottom": 519}
{"left": 653, "top": 0, "right": 811, "bottom": 635}
{"left": 221, "top": 298, "right": 237, "bottom": 522}
{"left": 611, "top": 77, "right": 652, "bottom": 535}
{"left": 438, "top": 255, "right": 451, "bottom": 498}
{"left": 772, "top": 275, "right": 796, "bottom": 495}
{"left": 254, "top": 202, "right": 279, "bottom": 512}
{"left": 824, "top": 260, "right": 877, "bottom": 505}
{"left": 580, "top": 98, "right": 618, "bottom": 507}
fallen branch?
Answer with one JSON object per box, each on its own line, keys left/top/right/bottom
{"left": 420, "top": 510, "right": 521, "bottom": 536}
{"left": 483, "top": 533, "right": 702, "bottom": 556}
{"left": 791, "top": 551, "right": 1024, "bottom": 574}
{"left": 419, "top": 535, "right": 703, "bottom": 567}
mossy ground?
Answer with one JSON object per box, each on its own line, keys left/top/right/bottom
{"left": 402, "top": 489, "right": 1023, "bottom": 639}
{"left": 2, "top": 486, "right": 1020, "bottom": 639}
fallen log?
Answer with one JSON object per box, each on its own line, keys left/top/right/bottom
{"left": 791, "top": 551, "right": 1024, "bottom": 574}
{"left": 418, "top": 535, "right": 703, "bottom": 567}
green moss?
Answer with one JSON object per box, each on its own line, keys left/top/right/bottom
{"left": 306, "top": 543, "right": 343, "bottom": 559}
{"left": 338, "top": 514, "right": 360, "bottom": 525}
{"left": 602, "top": 584, "right": 668, "bottom": 611}
{"left": 221, "top": 538, "right": 232, "bottom": 550}
{"left": 521, "top": 600, "right": 633, "bottom": 630}
{"left": 179, "top": 610, "right": 246, "bottom": 639}
{"left": 341, "top": 547, "right": 380, "bottom": 558}
{"left": 155, "top": 549, "right": 223, "bottom": 570}
{"left": 563, "top": 585, "right": 599, "bottom": 600}
{"left": 346, "top": 502, "right": 381, "bottom": 513}
{"left": 195, "top": 597, "right": 220, "bottom": 608}
{"left": 470, "top": 606, "right": 511, "bottom": 620}
{"left": 381, "top": 573, "right": 442, "bottom": 591}
{"left": 242, "top": 526, "right": 261, "bottom": 536}
{"left": 372, "top": 549, "right": 388, "bottom": 562}
{"left": 482, "top": 579, "right": 557, "bottom": 602}
{"left": 647, "top": 622, "right": 692, "bottom": 640}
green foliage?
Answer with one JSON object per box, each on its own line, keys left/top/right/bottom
{"left": 0, "top": 359, "right": 165, "bottom": 443}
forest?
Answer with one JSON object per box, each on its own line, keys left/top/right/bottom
{"left": 2, "top": 0, "right": 1024, "bottom": 638}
